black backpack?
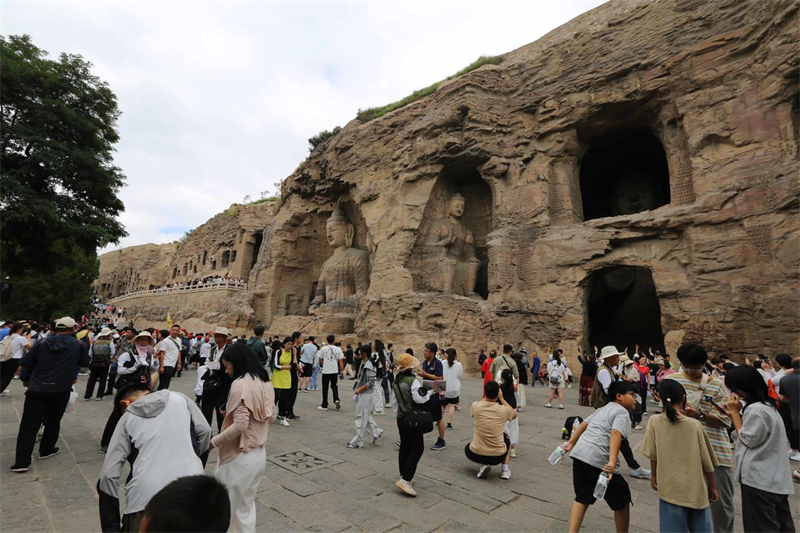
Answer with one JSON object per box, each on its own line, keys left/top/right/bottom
{"left": 561, "top": 416, "right": 584, "bottom": 440}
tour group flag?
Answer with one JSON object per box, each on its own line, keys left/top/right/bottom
{"left": 167, "top": 311, "right": 172, "bottom": 329}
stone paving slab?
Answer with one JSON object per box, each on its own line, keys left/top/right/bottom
{"left": 1, "top": 371, "right": 794, "bottom": 532}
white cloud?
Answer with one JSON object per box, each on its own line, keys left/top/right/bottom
{"left": 2, "top": 0, "right": 605, "bottom": 253}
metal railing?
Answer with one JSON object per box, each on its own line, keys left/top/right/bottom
{"left": 106, "top": 281, "right": 246, "bottom": 304}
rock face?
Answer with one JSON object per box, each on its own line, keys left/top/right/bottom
{"left": 99, "top": 0, "right": 799, "bottom": 370}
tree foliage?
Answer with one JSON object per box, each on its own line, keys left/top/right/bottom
{"left": 0, "top": 35, "right": 127, "bottom": 320}
{"left": 308, "top": 126, "right": 342, "bottom": 152}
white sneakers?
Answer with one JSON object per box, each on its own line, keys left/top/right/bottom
{"left": 279, "top": 418, "right": 290, "bottom": 427}
{"left": 477, "top": 465, "right": 491, "bottom": 479}
{"left": 500, "top": 469, "right": 511, "bottom": 480}
{"left": 629, "top": 467, "right": 651, "bottom": 479}
{"left": 509, "top": 449, "right": 516, "bottom": 458}
{"left": 396, "top": 479, "right": 417, "bottom": 496}
{"left": 317, "top": 406, "right": 328, "bottom": 411}
{"left": 789, "top": 450, "right": 800, "bottom": 462}
{"left": 544, "top": 403, "right": 552, "bottom": 408}
{"left": 558, "top": 404, "right": 564, "bottom": 409}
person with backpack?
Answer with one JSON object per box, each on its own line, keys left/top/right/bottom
{"left": 348, "top": 344, "right": 382, "bottom": 449}
{"left": 392, "top": 353, "right": 431, "bottom": 496}
{"left": 545, "top": 350, "right": 567, "bottom": 409}
{"left": 641, "top": 379, "right": 719, "bottom": 532}
{"left": 0, "top": 322, "right": 31, "bottom": 394}
{"left": 84, "top": 328, "right": 115, "bottom": 401}
{"left": 724, "top": 366, "right": 796, "bottom": 533}
{"left": 489, "top": 344, "right": 519, "bottom": 384}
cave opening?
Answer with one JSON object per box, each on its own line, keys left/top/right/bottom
{"left": 251, "top": 232, "right": 263, "bottom": 269}
{"left": 586, "top": 266, "right": 664, "bottom": 355}
{"left": 579, "top": 129, "right": 670, "bottom": 221}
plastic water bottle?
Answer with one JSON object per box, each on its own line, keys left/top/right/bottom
{"left": 548, "top": 444, "right": 567, "bottom": 465}
{"left": 593, "top": 472, "right": 609, "bottom": 500}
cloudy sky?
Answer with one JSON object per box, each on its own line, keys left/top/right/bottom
{"left": 3, "top": 0, "right": 604, "bottom": 253}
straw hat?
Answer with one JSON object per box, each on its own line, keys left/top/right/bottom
{"left": 213, "top": 326, "right": 232, "bottom": 337}
{"left": 598, "top": 346, "right": 623, "bottom": 361}
{"left": 134, "top": 331, "right": 153, "bottom": 341}
{"left": 97, "top": 328, "right": 113, "bottom": 338}
{"left": 619, "top": 354, "right": 634, "bottom": 366}
{"left": 396, "top": 354, "right": 421, "bottom": 372}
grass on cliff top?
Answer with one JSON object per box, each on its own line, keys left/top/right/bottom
{"left": 356, "top": 55, "right": 503, "bottom": 123}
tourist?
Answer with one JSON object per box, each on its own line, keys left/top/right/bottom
{"left": 478, "top": 349, "right": 487, "bottom": 377}
{"left": 619, "top": 355, "right": 643, "bottom": 429}
{"left": 9, "top": 317, "right": 89, "bottom": 473}
{"left": 199, "top": 327, "right": 232, "bottom": 432}
{"left": 724, "top": 366, "right": 796, "bottom": 533}
{"left": 419, "top": 342, "right": 446, "bottom": 450}
{"left": 664, "top": 344, "right": 735, "bottom": 532}
{"left": 100, "top": 330, "right": 159, "bottom": 453}
{"left": 199, "top": 335, "right": 212, "bottom": 366}
{"left": 374, "top": 339, "right": 392, "bottom": 409}
{"left": 0, "top": 319, "right": 13, "bottom": 341}
{"left": 545, "top": 350, "right": 567, "bottom": 409}
{"left": 499, "top": 369, "right": 519, "bottom": 458}
{"left": 0, "top": 322, "right": 31, "bottom": 394}
{"left": 512, "top": 351, "right": 527, "bottom": 410}
{"left": 212, "top": 343, "right": 275, "bottom": 533}
{"left": 84, "top": 327, "right": 115, "bottom": 401}
{"left": 299, "top": 336, "right": 317, "bottom": 392}
{"left": 641, "top": 379, "right": 719, "bottom": 533}
{"left": 481, "top": 350, "right": 496, "bottom": 394}
{"left": 343, "top": 344, "right": 355, "bottom": 379}
{"left": 286, "top": 331, "right": 301, "bottom": 419}
{"left": 177, "top": 329, "right": 190, "bottom": 377}
{"left": 272, "top": 337, "right": 295, "bottom": 427}
{"left": 246, "top": 324, "right": 269, "bottom": 367}
{"left": 489, "top": 344, "right": 519, "bottom": 383}
{"left": 97, "top": 383, "right": 212, "bottom": 532}
{"left": 562, "top": 381, "right": 639, "bottom": 533}
{"left": 139, "top": 475, "right": 230, "bottom": 533}
{"left": 633, "top": 353, "right": 650, "bottom": 417}
{"left": 590, "top": 346, "right": 651, "bottom": 479}
{"left": 578, "top": 350, "right": 597, "bottom": 406}
{"left": 531, "top": 351, "right": 545, "bottom": 387}
{"left": 442, "top": 348, "right": 463, "bottom": 430}
{"left": 779, "top": 357, "right": 800, "bottom": 467}
{"left": 466, "top": 380, "right": 515, "bottom": 480}
{"left": 155, "top": 324, "right": 183, "bottom": 390}
{"left": 656, "top": 356, "right": 675, "bottom": 384}
{"left": 348, "top": 344, "right": 382, "bottom": 448}
{"left": 392, "top": 353, "right": 430, "bottom": 496}
{"left": 772, "top": 354, "right": 800, "bottom": 462}
{"left": 317, "top": 334, "right": 344, "bottom": 411}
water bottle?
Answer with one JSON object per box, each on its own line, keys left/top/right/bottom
{"left": 548, "top": 444, "right": 567, "bottom": 465}
{"left": 593, "top": 472, "right": 609, "bottom": 500}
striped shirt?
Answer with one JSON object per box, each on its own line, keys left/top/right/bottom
{"left": 665, "top": 371, "right": 733, "bottom": 467}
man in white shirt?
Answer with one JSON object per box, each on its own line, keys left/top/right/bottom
{"left": 317, "top": 335, "right": 344, "bottom": 411}
{"left": 299, "top": 337, "right": 318, "bottom": 392}
{"left": 156, "top": 324, "right": 182, "bottom": 391}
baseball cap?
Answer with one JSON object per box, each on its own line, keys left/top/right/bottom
{"left": 55, "top": 317, "right": 77, "bottom": 329}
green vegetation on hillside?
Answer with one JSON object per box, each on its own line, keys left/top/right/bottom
{"left": 356, "top": 55, "right": 502, "bottom": 123}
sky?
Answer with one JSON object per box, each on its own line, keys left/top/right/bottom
{"left": 2, "top": 0, "right": 605, "bottom": 253}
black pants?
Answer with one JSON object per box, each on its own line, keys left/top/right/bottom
{"left": 101, "top": 405, "right": 122, "bottom": 447}
{"left": 639, "top": 386, "right": 648, "bottom": 414}
{"left": 0, "top": 359, "right": 21, "bottom": 393}
{"left": 200, "top": 389, "right": 224, "bottom": 432}
{"left": 778, "top": 402, "right": 799, "bottom": 450}
{"left": 287, "top": 370, "right": 298, "bottom": 416}
{"left": 84, "top": 365, "right": 109, "bottom": 399}
{"left": 321, "top": 374, "right": 340, "bottom": 408}
{"left": 275, "top": 388, "right": 291, "bottom": 418}
{"left": 105, "top": 373, "right": 116, "bottom": 396}
{"left": 620, "top": 438, "right": 640, "bottom": 470}
{"left": 397, "top": 419, "right": 425, "bottom": 482}
{"left": 157, "top": 366, "right": 176, "bottom": 390}
{"left": 15, "top": 390, "right": 71, "bottom": 467}
{"left": 741, "top": 484, "right": 795, "bottom": 533}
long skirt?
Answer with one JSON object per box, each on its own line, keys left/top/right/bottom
{"left": 579, "top": 375, "right": 594, "bottom": 406}
{"left": 216, "top": 446, "right": 267, "bottom": 533}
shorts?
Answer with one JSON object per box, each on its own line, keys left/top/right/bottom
{"left": 571, "top": 458, "right": 631, "bottom": 511}
{"left": 301, "top": 363, "right": 313, "bottom": 377}
{"left": 464, "top": 434, "right": 511, "bottom": 466}
{"left": 549, "top": 380, "right": 562, "bottom": 389}
{"left": 442, "top": 396, "right": 460, "bottom": 406}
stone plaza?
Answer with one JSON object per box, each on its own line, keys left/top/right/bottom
{"left": 3, "top": 370, "right": 782, "bottom": 533}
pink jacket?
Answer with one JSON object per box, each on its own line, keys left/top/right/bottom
{"left": 212, "top": 375, "right": 275, "bottom": 465}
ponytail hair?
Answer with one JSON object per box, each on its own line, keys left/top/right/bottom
{"left": 657, "top": 379, "right": 686, "bottom": 424}
{"left": 501, "top": 368, "right": 514, "bottom": 387}
{"left": 446, "top": 347, "right": 457, "bottom": 367}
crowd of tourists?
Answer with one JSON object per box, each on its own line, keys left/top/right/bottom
{"left": 1, "top": 314, "right": 797, "bottom": 533}
{"left": 107, "top": 277, "right": 247, "bottom": 300}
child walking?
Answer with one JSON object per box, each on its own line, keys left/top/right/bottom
{"left": 640, "top": 380, "right": 719, "bottom": 533}
{"left": 724, "top": 366, "right": 795, "bottom": 533}
{"left": 562, "top": 381, "right": 639, "bottom": 533}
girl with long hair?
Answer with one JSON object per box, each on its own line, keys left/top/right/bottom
{"left": 724, "top": 367, "right": 795, "bottom": 533}
{"left": 500, "top": 368, "right": 519, "bottom": 458}
{"left": 641, "top": 380, "right": 719, "bottom": 532}
{"left": 373, "top": 339, "right": 390, "bottom": 410}
{"left": 442, "top": 348, "right": 463, "bottom": 429}
{"left": 545, "top": 350, "right": 566, "bottom": 409}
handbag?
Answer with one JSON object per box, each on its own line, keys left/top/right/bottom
{"left": 400, "top": 408, "right": 433, "bottom": 435}
{"left": 202, "top": 369, "right": 223, "bottom": 395}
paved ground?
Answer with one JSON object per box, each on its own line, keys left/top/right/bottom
{"left": 0, "top": 370, "right": 788, "bottom": 532}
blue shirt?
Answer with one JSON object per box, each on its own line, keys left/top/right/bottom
{"left": 0, "top": 327, "right": 10, "bottom": 341}
{"left": 422, "top": 357, "right": 443, "bottom": 379}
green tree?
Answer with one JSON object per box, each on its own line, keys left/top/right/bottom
{"left": 0, "top": 35, "right": 127, "bottom": 320}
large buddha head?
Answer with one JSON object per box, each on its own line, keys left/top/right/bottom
{"left": 611, "top": 170, "right": 660, "bottom": 216}
{"left": 326, "top": 208, "right": 355, "bottom": 249}
{"left": 447, "top": 193, "right": 466, "bottom": 219}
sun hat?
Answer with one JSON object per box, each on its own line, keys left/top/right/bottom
{"left": 598, "top": 346, "right": 623, "bottom": 360}
{"left": 213, "top": 326, "right": 232, "bottom": 337}
{"left": 396, "top": 354, "right": 421, "bottom": 372}
{"left": 98, "top": 328, "right": 113, "bottom": 338}
{"left": 135, "top": 331, "right": 153, "bottom": 341}
{"left": 619, "top": 354, "right": 634, "bottom": 366}
{"left": 55, "top": 317, "right": 77, "bottom": 329}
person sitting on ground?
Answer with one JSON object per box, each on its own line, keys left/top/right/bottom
{"left": 98, "top": 383, "right": 212, "bottom": 533}
{"left": 466, "top": 380, "right": 516, "bottom": 480}
{"left": 562, "top": 381, "right": 639, "bottom": 533}
{"left": 139, "top": 475, "right": 231, "bottom": 533}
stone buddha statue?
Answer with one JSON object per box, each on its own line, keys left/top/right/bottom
{"left": 309, "top": 208, "right": 370, "bottom": 310}
{"left": 611, "top": 170, "right": 661, "bottom": 216}
{"left": 422, "top": 193, "right": 481, "bottom": 297}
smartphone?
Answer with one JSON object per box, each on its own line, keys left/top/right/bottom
{"left": 703, "top": 394, "right": 726, "bottom": 414}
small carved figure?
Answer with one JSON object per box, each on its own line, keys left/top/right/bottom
{"left": 422, "top": 193, "right": 481, "bottom": 297}
{"left": 611, "top": 170, "right": 661, "bottom": 216}
{"left": 309, "top": 208, "right": 370, "bottom": 309}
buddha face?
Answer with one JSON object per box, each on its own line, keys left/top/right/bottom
{"left": 448, "top": 196, "right": 465, "bottom": 219}
{"left": 326, "top": 220, "right": 348, "bottom": 248}
{"left": 612, "top": 172, "right": 659, "bottom": 216}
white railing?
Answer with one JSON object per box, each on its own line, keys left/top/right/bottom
{"left": 106, "top": 281, "right": 246, "bottom": 304}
